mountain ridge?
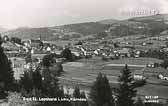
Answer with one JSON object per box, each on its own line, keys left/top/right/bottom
{"left": 2, "top": 14, "right": 168, "bottom": 40}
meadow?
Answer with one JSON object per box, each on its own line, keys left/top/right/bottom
{"left": 60, "top": 57, "right": 168, "bottom": 101}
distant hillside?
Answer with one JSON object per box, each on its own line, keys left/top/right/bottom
{"left": 57, "top": 22, "right": 109, "bottom": 35}
{"left": 3, "top": 22, "right": 109, "bottom": 40}
{"left": 129, "top": 14, "right": 168, "bottom": 23}
{"left": 98, "top": 19, "right": 119, "bottom": 24}
{"left": 3, "top": 14, "right": 168, "bottom": 40}
{"left": 106, "top": 14, "right": 168, "bottom": 37}
{"left": 3, "top": 27, "right": 56, "bottom": 40}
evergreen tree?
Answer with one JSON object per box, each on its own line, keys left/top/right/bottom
{"left": 80, "top": 91, "right": 89, "bottom": 106}
{"left": 160, "top": 59, "right": 168, "bottom": 69}
{"left": 90, "top": 73, "right": 115, "bottom": 106}
{"left": 61, "top": 48, "right": 73, "bottom": 61}
{"left": 41, "top": 56, "right": 63, "bottom": 97}
{"left": 73, "top": 86, "right": 81, "bottom": 98}
{"left": 42, "top": 54, "right": 55, "bottom": 67}
{"left": 72, "top": 86, "right": 81, "bottom": 106}
{"left": 41, "top": 72, "right": 61, "bottom": 97}
{"left": 25, "top": 53, "right": 32, "bottom": 63}
{"left": 0, "top": 36, "right": 14, "bottom": 97}
{"left": 20, "top": 66, "right": 43, "bottom": 97}
{"left": 80, "top": 91, "right": 86, "bottom": 98}
{"left": 135, "top": 97, "right": 144, "bottom": 106}
{"left": 117, "top": 64, "right": 136, "bottom": 106}
{"left": 73, "top": 87, "right": 88, "bottom": 106}
{"left": 20, "top": 71, "right": 34, "bottom": 95}
{"left": 32, "top": 67, "right": 42, "bottom": 90}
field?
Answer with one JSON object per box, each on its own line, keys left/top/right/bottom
{"left": 43, "top": 40, "right": 78, "bottom": 47}
{"left": 61, "top": 57, "right": 163, "bottom": 81}
{"left": 119, "top": 37, "right": 167, "bottom": 50}
{"left": 59, "top": 57, "right": 168, "bottom": 100}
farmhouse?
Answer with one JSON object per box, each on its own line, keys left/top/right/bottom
{"left": 133, "top": 69, "right": 145, "bottom": 80}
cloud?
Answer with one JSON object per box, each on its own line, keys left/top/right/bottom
{"left": 0, "top": 0, "right": 167, "bottom": 28}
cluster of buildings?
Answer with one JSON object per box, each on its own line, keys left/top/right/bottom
{"left": 2, "top": 33, "right": 168, "bottom": 82}
{"left": 1, "top": 36, "right": 64, "bottom": 80}
{"left": 69, "top": 41, "right": 142, "bottom": 60}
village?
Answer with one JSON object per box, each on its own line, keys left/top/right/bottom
{"left": 1, "top": 31, "right": 168, "bottom": 103}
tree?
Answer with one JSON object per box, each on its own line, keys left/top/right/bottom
{"left": 42, "top": 53, "right": 56, "bottom": 67}
{"left": 160, "top": 59, "right": 168, "bottom": 69}
{"left": 114, "top": 42, "right": 119, "bottom": 48}
{"left": 11, "top": 37, "right": 22, "bottom": 45}
{"left": 73, "top": 86, "right": 81, "bottom": 98}
{"left": 42, "top": 53, "right": 63, "bottom": 77}
{"left": 41, "top": 53, "right": 64, "bottom": 97}
{"left": 117, "top": 64, "right": 136, "bottom": 106}
{"left": 73, "top": 87, "right": 89, "bottom": 106}
{"left": 20, "top": 70, "right": 34, "bottom": 96}
{"left": 165, "top": 42, "right": 168, "bottom": 47}
{"left": 41, "top": 72, "right": 62, "bottom": 97}
{"left": 0, "top": 36, "right": 14, "bottom": 97}
{"left": 90, "top": 73, "right": 115, "bottom": 106}
{"left": 25, "top": 53, "right": 32, "bottom": 63}
{"left": 135, "top": 97, "right": 144, "bottom": 106}
{"left": 19, "top": 66, "right": 43, "bottom": 97}
{"left": 61, "top": 48, "right": 73, "bottom": 61}
{"left": 41, "top": 59, "right": 63, "bottom": 97}
{"left": 80, "top": 92, "right": 89, "bottom": 106}
{"left": 32, "top": 67, "right": 42, "bottom": 90}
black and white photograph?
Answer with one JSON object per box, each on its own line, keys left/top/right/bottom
{"left": 0, "top": 0, "right": 168, "bottom": 106}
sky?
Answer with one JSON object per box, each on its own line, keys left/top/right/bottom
{"left": 0, "top": 0, "right": 168, "bottom": 29}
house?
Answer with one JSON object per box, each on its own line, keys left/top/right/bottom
{"left": 46, "top": 46, "right": 52, "bottom": 52}
{"left": 117, "top": 48, "right": 130, "bottom": 57}
{"left": 146, "top": 62, "right": 159, "bottom": 68}
{"left": 10, "top": 57, "right": 26, "bottom": 80}
{"left": 72, "top": 51, "right": 80, "bottom": 57}
{"left": 134, "top": 50, "right": 141, "bottom": 58}
{"left": 22, "top": 39, "right": 31, "bottom": 48}
{"left": 158, "top": 72, "right": 168, "bottom": 80}
{"left": 54, "top": 50, "right": 62, "bottom": 55}
{"left": 2, "top": 41, "right": 20, "bottom": 51}
{"left": 55, "top": 58, "right": 66, "bottom": 63}
{"left": 133, "top": 69, "right": 145, "bottom": 80}
{"left": 29, "top": 39, "right": 42, "bottom": 48}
